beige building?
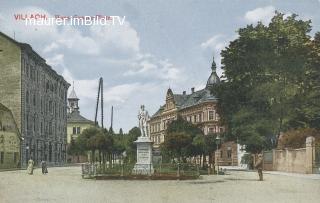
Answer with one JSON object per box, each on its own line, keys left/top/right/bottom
{"left": 0, "top": 103, "right": 21, "bottom": 169}
{"left": 67, "top": 86, "right": 94, "bottom": 162}
{"left": 0, "top": 32, "right": 69, "bottom": 167}
{"left": 148, "top": 60, "right": 238, "bottom": 166}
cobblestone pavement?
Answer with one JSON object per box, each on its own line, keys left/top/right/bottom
{"left": 0, "top": 166, "right": 319, "bottom": 203}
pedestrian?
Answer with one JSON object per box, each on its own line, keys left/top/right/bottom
{"left": 27, "top": 158, "right": 34, "bottom": 175}
{"left": 41, "top": 160, "right": 48, "bottom": 175}
{"left": 254, "top": 153, "right": 263, "bottom": 181}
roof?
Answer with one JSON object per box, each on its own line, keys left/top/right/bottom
{"left": 151, "top": 88, "right": 217, "bottom": 118}
{"left": 68, "top": 88, "right": 78, "bottom": 100}
{"left": 67, "top": 111, "right": 94, "bottom": 124}
{"left": 0, "top": 32, "right": 70, "bottom": 87}
{"left": 151, "top": 58, "right": 220, "bottom": 118}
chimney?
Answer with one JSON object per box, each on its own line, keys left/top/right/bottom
{"left": 183, "top": 91, "right": 186, "bottom": 95}
{"left": 191, "top": 87, "right": 195, "bottom": 93}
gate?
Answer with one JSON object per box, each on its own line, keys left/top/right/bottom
{"left": 81, "top": 163, "right": 97, "bottom": 178}
{"left": 314, "top": 144, "right": 320, "bottom": 174}
{"left": 263, "top": 151, "right": 273, "bottom": 171}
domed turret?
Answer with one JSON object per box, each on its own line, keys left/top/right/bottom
{"left": 206, "top": 57, "right": 220, "bottom": 89}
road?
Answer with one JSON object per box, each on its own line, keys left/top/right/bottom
{"left": 0, "top": 166, "right": 319, "bottom": 203}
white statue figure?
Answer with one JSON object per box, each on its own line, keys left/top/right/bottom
{"left": 138, "top": 105, "right": 150, "bottom": 137}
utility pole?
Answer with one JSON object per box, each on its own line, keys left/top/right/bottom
{"left": 110, "top": 106, "right": 113, "bottom": 130}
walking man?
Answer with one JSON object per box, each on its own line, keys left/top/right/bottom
{"left": 255, "top": 153, "right": 263, "bottom": 181}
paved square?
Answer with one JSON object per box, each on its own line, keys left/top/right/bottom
{"left": 0, "top": 166, "right": 319, "bottom": 203}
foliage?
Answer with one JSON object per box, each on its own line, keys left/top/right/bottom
{"left": 277, "top": 128, "right": 320, "bottom": 149}
{"left": 213, "top": 12, "right": 320, "bottom": 153}
{"left": 161, "top": 132, "right": 193, "bottom": 160}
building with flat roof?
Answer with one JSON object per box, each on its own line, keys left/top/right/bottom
{"left": 0, "top": 32, "right": 70, "bottom": 167}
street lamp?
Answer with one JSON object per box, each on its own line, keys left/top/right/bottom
{"left": 215, "top": 135, "right": 221, "bottom": 174}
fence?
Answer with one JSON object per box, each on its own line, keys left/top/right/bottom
{"left": 314, "top": 144, "right": 320, "bottom": 174}
{"left": 81, "top": 162, "right": 201, "bottom": 178}
{"left": 262, "top": 136, "right": 317, "bottom": 174}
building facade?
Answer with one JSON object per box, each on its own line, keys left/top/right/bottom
{"left": 0, "top": 32, "right": 70, "bottom": 167}
{"left": 148, "top": 60, "right": 238, "bottom": 166}
{"left": 0, "top": 103, "right": 21, "bottom": 169}
{"left": 67, "top": 86, "right": 94, "bottom": 163}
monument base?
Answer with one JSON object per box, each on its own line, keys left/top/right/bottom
{"left": 132, "top": 163, "right": 154, "bottom": 175}
{"left": 132, "top": 136, "right": 154, "bottom": 175}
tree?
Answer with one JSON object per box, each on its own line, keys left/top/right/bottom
{"left": 125, "top": 127, "right": 141, "bottom": 163}
{"left": 214, "top": 12, "right": 320, "bottom": 153}
{"left": 67, "top": 137, "right": 83, "bottom": 162}
{"left": 160, "top": 132, "right": 193, "bottom": 162}
{"left": 277, "top": 128, "right": 320, "bottom": 149}
{"left": 161, "top": 116, "right": 204, "bottom": 162}
{"left": 119, "top": 128, "right": 124, "bottom": 136}
{"left": 77, "top": 126, "right": 104, "bottom": 163}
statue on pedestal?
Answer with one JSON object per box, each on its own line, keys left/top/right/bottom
{"left": 133, "top": 105, "right": 154, "bottom": 175}
{"left": 138, "top": 105, "right": 149, "bottom": 137}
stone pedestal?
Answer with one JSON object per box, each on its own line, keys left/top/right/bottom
{"left": 132, "top": 136, "right": 154, "bottom": 175}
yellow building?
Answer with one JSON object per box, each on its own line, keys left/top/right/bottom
{"left": 148, "top": 60, "right": 238, "bottom": 166}
{"left": 0, "top": 103, "right": 21, "bottom": 169}
{"left": 67, "top": 86, "right": 94, "bottom": 162}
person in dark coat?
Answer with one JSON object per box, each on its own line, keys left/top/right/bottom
{"left": 41, "top": 160, "right": 48, "bottom": 175}
{"left": 254, "top": 154, "right": 263, "bottom": 181}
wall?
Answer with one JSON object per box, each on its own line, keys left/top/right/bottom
{"left": 273, "top": 148, "right": 307, "bottom": 173}
{"left": 0, "top": 104, "right": 21, "bottom": 169}
{"left": 0, "top": 34, "right": 22, "bottom": 133}
{"left": 263, "top": 137, "right": 316, "bottom": 174}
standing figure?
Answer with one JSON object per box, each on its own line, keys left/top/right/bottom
{"left": 254, "top": 153, "right": 263, "bottom": 181}
{"left": 41, "top": 160, "right": 48, "bottom": 175}
{"left": 27, "top": 158, "right": 34, "bottom": 175}
{"left": 138, "top": 105, "right": 150, "bottom": 137}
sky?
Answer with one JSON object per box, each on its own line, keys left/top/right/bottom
{"left": 1, "top": 0, "right": 320, "bottom": 133}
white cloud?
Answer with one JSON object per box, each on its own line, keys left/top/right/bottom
{"left": 46, "top": 54, "right": 64, "bottom": 66}
{"left": 0, "top": 6, "right": 187, "bottom": 131}
{"left": 244, "top": 6, "right": 275, "bottom": 25}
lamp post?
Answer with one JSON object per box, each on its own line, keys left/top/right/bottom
{"left": 215, "top": 135, "right": 221, "bottom": 175}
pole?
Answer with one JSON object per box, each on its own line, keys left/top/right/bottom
{"left": 111, "top": 106, "right": 113, "bottom": 130}
{"left": 100, "top": 78, "right": 104, "bottom": 128}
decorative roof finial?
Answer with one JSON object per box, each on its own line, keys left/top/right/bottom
{"left": 211, "top": 56, "right": 216, "bottom": 71}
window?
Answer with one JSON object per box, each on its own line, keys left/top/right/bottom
{"left": 199, "top": 114, "right": 202, "bottom": 122}
{"left": 0, "top": 152, "right": 4, "bottom": 164}
{"left": 26, "top": 91, "right": 29, "bottom": 104}
{"left": 208, "top": 111, "right": 214, "bottom": 120}
{"left": 208, "top": 128, "right": 214, "bottom": 134}
{"left": 33, "top": 94, "right": 36, "bottom": 106}
{"left": 194, "top": 115, "right": 197, "bottom": 123}
{"left": 73, "top": 127, "right": 81, "bottom": 134}
{"left": 14, "top": 152, "right": 18, "bottom": 163}
{"left": 220, "top": 151, "right": 223, "bottom": 158}
{"left": 227, "top": 148, "right": 232, "bottom": 158}
{"left": 49, "top": 122, "right": 52, "bottom": 134}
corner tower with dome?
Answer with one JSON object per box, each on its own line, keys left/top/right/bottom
{"left": 148, "top": 58, "right": 238, "bottom": 166}
{"left": 66, "top": 84, "right": 95, "bottom": 162}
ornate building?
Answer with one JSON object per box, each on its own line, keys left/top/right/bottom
{"left": 0, "top": 32, "right": 69, "bottom": 167}
{"left": 148, "top": 59, "right": 238, "bottom": 166}
{"left": 67, "top": 85, "right": 94, "bottom": 162}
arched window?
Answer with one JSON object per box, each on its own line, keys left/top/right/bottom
{"left": 26, "top": 91, "right": 29, "bottom": 104}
